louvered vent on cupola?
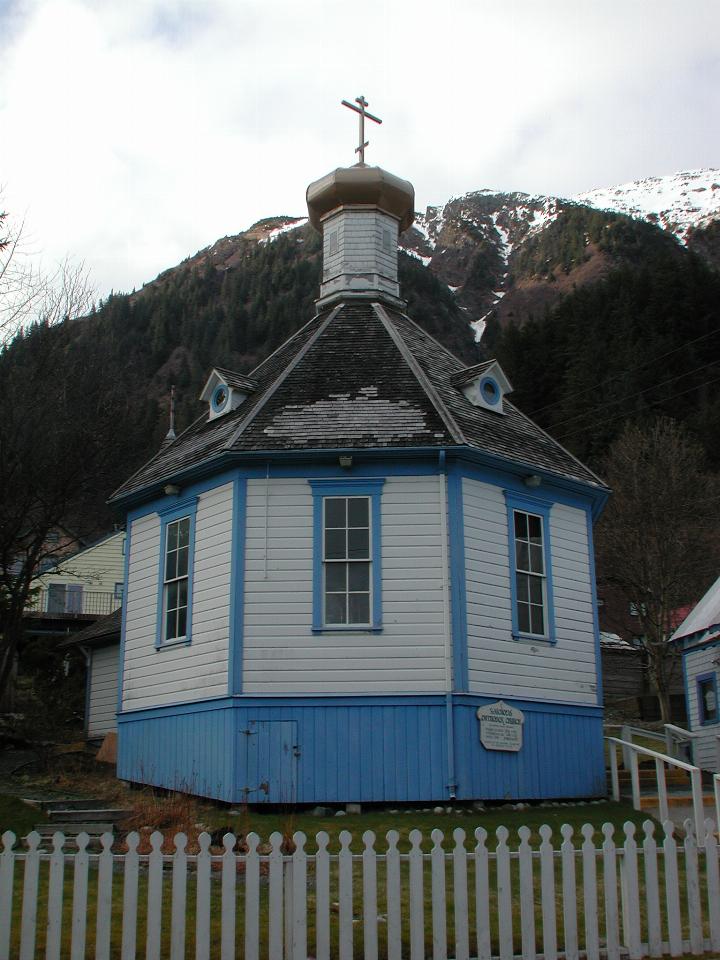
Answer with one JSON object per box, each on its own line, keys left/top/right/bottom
{"left": 450, "top": 360, "right": 512, "bottom": 414}
{"left": 200, "top": 367, "right": 258, "bottom": 421}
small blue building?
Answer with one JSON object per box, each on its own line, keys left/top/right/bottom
{"left": 110, "top": 158, "right": 609, "bottom": 805}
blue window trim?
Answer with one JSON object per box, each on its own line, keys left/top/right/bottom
{"left": 479, "top": 375, "right": 500, "bottom": 406}
{"left": 696, "top": 671, "right": 719, "bottom": 726}
{"left": 309, "top": 478, "right": 384, "bottom": 633}
{"left": 504, "top": 491, "right": 556, "bottom": 645}
{"left": 228, "top": 476, "right": 247, "bottom": 695}
{"left": 155, "top": 496, "right": 198, "bottom": 650}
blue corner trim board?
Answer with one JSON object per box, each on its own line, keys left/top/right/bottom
{"left": 503, "top": 490, "right": 557, "bottom": 645}
{"left": 228, "top": 474, "right": 247, "bottom": 695}
{"left": 447, "top": 464, "right": 468, "bottom": 692}
{"left": 308, "top": 478, "right": 385, "bottom": 632}
{"left": 116, "top": 522, "right": 132, "bottom": 715}
{"left": 154, "top": 497, "right": 198, "bottom": 650}
{"left": 585, "top": 511, "right": 604, "bottom": 707}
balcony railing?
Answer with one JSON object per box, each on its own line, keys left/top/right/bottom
{"left": 25, "top": 588, "right": 121, "bottom": 619}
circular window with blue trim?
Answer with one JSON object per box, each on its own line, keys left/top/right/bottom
{"left": 480, "top": 376, "right": 500, "bottom": 406}
{"left": 211, "top": 383, "right": 229, "bottom": 413}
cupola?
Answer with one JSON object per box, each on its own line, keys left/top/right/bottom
{"left": 450, "top": 360, "right": 513, "bottom": 414}
{"left": 200, "top": 367, "right": 258, "bottom": 421}
{"left": 307, "top": 96, "right": 415, "bottom": 310}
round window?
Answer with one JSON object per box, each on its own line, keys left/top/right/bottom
{"left": 480, "top": 376, "right": 500, "bottom": 405}
{"left": 212, "top": 384, "right": 228, "bottom": 412}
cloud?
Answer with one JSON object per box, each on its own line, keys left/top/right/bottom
{"left": 1, "top": 0, "right": 718, "bottom": 297}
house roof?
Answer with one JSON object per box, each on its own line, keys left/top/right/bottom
{"left": 671, "top": 574, "right": 720, "bottom": 642}
{"left": 59, "top": 607, "right": 122, "bottom": 648}
{"left": 111, "top": 301, "right": 606, "bottom": 503}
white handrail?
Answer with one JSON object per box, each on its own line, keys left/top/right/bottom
{"left": 605, "top": 736, "right": 707, "bottom": 844}
{"left": 715, "top": 774, "right": 720, "bottom": 833}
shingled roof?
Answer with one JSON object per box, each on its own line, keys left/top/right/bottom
{"left": 111, "top": 301, "right": 604, "bottom": 503}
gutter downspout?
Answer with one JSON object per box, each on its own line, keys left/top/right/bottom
{"left": 79, "top": 644, "right": 91, "bottom": 738}
{"left": 438, "top": 450, "right": 457, "bottom": 798}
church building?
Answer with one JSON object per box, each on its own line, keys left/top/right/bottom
{"left": 111, "top": 102, "right": 609, "bottom": 804}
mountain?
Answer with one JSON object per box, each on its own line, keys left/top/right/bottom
{"left": 1, "top": 168, "right": 719, "bottom": 539}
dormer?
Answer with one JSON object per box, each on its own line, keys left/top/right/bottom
{"left": 450, "top": 360, "right": 512, "bottom": 414}
{"left": 200, "top": 367, "right": 258, "bottom": 421}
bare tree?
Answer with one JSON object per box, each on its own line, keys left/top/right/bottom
{"left": 1, "top": 193, "right": 94, "bottom": 340}
{"left": 595, "top": 418, "right": 720, "bottom": 722}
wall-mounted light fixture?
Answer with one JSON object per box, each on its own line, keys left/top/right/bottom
{"left": 164, "top": 484, "right": 181, "bottom": 496}
{"left": 338, "top": 455, "right": 353, "bottom": 469}
{"left": 524, "top": 474, "right": 542, "bottom": 488}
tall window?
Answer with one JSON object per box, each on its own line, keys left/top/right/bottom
{"left": 505, "top": 492, "right": 555, "bottom": 643}
{"left": 513, "top": 510, "right": 546, "bottom": 636}
{"left": 163, "top": 516, "right": 190, "bottom": 642}
{"left": 698, "top": 673, "right": 718, "bottom": 725}
{"left": 309, "top": 478, "right": 384, "bottom": 632}
{"left": 324, "top": 496, "right": 371, "bottom": 625}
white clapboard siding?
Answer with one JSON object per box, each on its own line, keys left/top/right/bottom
{"left": 463, "top": 477, "right": 598, "bottom": 705}
{"left": 121, "top": 483, "right": 233, "bottom": 710}
{"left": 87, "top": 644, "right": 119, "bottom": 736}
{"left": 242, "top": 476, "right": 447, "bottom": 694}
{"left": 684, "top": 646, "right": 720, "bottom": 771}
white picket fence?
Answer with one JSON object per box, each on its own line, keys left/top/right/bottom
{"left": 2, "top": 819, "right": 720, "bottom": 960}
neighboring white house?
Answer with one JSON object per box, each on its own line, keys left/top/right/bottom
{"left": 28, "top": 530, "right": 126, "bottom": 619}
{"left": 63, "top": 609, "right": 122, "bottom": 738}
{"left": 672, "top": 576, "right": 720, "bottom": 771}
{"left": 105, "top": 158, "right": 610, "bottom": 805}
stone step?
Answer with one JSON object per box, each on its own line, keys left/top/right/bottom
{"left": 47, "top": 807, "right": 131, "bottom": 823}
{"left": 39, "top": 798, "right": 106, "bottom": 811}
{"left": 34, "top": 822, "right": 115, "bottom": 837}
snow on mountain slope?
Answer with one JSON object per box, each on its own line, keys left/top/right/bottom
{"left": 574, "top": 169, "right": 720, "bottom": 242}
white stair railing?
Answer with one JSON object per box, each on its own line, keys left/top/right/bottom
{"left": 606, "top": 736, "right": 708, "bottom": 844}
{"left": 664, "top": 722, "right": 700, "bottom": 762}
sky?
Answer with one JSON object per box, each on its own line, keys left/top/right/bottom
{"left": 1, "top": 0, "right": 719, "bottom": 300}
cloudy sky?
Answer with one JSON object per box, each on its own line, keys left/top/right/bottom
{"left": 1, "top": 0, "right": 718, "bottom": 299}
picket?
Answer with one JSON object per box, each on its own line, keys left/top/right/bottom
{"left": 120, "top": 832, "right": 140, "bottom": 960}
{"left": 385, "top": 830, "right": 402, "bottom": 960}
{"left": 246, "top": 833, "right": 261, "bottom": 960}
{"left": 220, "top": 833, "right": 236, "bottom": 960}
{"left": 170, "top": 832, "right": 188, "bottom": 960}
{"left": 430, "top": 829, "right": 447, "bottom": 960}
{"left": 408, "top": 829, "right": 424, "bottom": 960}
{"left": 473, "top": 827, "right": 492, "bottom": 960}
{"left": 539, "top": 825, "right": 558, "bottom": 960}
{"left": 517, "top": 826, "right": 536, "bottom": 960}
{"left": 70, "top": 832, "right": 90, "bottom": 960}
{"left": 0, "top": 831, "right": 16, "bottom": 960}
{"left": 662, "top": 820, "right": 683, "bottom": 956}
{"left": 196, "top": 832, "right": 212, "bottom": 960}
{"left": 452, "top": 828, "right": 469, "bottom": 960}
{"left": 495, "top": 827, "right": 513, "bottom": 960}
{"left": 45, "top": 832, "right": 65, "bottom": 960}
{"left": 95, "top": 832, "right": 115, "bottom": 960}
{"left": 581, "top": 824, "right": 600, "bottom": 960}
{"left": 268, "top": 832, "right": 284, "bottom": 960}
{"left": 315, "top": 831, "right": 331, "bottom": 960}
{"left": 560, "top": 825, "right": 578, "bottom": 960}
{"left": 682, "top": 820, "right": 703, "bottom": 955}
{"left": 291, "top": 833, "right": 307, "bottom": 960}
{"left": 19, "top": 830, "right": 40, "bottom": 960}
{"left": 704, "top": 821, "right": 720, "bottom": 952}
{"left": 602, "top": 824, "right": 620, "bottom": 960}
{"left": 642, "top": 820, "right": 662, "bottom": 958}
{"left": 2, "top": 818, "right": 720, "bottom": 960}
{"left": 362, "top": 831, "right": 379, "bottom": 960}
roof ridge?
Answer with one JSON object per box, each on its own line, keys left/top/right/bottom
{"left": 225, "top": 305, "right": 343, "bottom": 451}
{"left": 372, "top": 302, "right": 466, "bottom": 445}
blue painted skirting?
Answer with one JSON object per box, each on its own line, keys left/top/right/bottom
{"left": 117, "top": 695, "right": 605, "bottom": 804}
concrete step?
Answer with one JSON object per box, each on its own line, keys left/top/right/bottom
{"left": 34, "top": 822, "right": 115, "bottom": 836}
{"left": 47, "top": 807, "right": 131, "bottom": 823}
{"left": 637, "top": 792, "right": 717, "bottom": 810}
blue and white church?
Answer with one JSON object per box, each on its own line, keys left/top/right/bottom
{"left": 111, "top": 127, "right": 610, "bottom": 805}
